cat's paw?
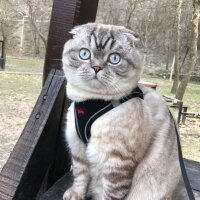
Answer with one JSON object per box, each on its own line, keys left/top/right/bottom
{"left": 63, "top": 189, "right": 83, "bottom": 200}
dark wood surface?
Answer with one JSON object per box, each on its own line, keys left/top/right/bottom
{"left": 184, "top": 159, "right": 200, "bottom": 193}
{"left": 0, "top": 70, "right": 67, "bottom": 200}
{"left": 40, "top": 159, "right": 200, "bottom": 200}
{"left": 46, "top": 97, "right": 72, "bottom": 189}
{"left": 43, "top": 0, "right": 99, "bottom": 83}
{"left": 40, "top": 172, "right": 73, "bottom": 200}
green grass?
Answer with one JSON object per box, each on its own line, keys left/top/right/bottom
{"left": 0, "top": 55, "right": 43, "bottom": 102}
{"left": 0, "top": 55, "right": 42, "bottom": 120}
{"left": 0, "top": 73, "right": 42, "bottom": 103}
{"left": 5, "top": 56, "right": 44, "bottom": 73}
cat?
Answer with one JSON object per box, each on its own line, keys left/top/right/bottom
{"left": 62, "top": 23, "right": 181, "bottom": 200}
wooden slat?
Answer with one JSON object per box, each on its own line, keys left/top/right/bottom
{"left": 0, "top": 70, "right": 66, "bottom": 200}
{"left": 184, "top": 159, "right": 200, "bottom": 192}
{"left": 46, "top": 98, "right": 72, "bottom": 189}
{"left": 43, "top": 0, "right": 99, "bottom": 83}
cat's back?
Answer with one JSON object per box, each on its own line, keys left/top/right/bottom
{"left": 139, "top": 83, "right": 171, "bottom": 125}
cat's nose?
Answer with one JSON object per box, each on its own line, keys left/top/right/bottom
{"left": 92, "top": 66, "right": 102, "bottom": 73}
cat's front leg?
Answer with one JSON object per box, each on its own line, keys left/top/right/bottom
{"left": 63, "top": 154, "right": 89, "bottom": 200}
{"left": 63, "top": 103, "right": 90, "bottom": 200}
{"left": 101, "top": 152, "right": 135, "bottom": 200}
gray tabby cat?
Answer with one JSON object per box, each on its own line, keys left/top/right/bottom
{"left": 62, "top": 23, "right": 181, "bottom": 200}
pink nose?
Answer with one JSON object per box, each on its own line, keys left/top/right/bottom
{"left": 92, "top": 66, "right": 102, "bottom": 73}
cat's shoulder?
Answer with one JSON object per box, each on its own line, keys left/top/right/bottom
{"left": 139, "top": 84, "right": 165, "bottom": 103}
{"left": 138, "top": 83, "right": 170, "bottom": 120}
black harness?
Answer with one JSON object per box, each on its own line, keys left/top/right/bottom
{"left": 74, "top": 86, "right": 143, "bottom": 144}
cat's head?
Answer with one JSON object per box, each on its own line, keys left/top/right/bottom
{"left": 62, "top": 23, "right": 144, "bottom": 101}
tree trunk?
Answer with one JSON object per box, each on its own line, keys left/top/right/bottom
{"left": 171, "top": 0, "right": 182, "bottom": 93}
{"left": 175, "top": 0, "right": 200, "bottom": 100}
{"left": 0, "top": 22, "right": 6, "bottom": 70}
{"left": 27, "top": 0, "right": 47, "bottom": 52}
{"left": 2, "top": 37, "right": 7, "bottom": 69}
{"left": 29, "top": 17, "right": 47, "bottom": 49}
{"left": 125, "top": 0, "right": 137, "bottom": 28}
{"left": 166, "top": 45, "right": 170, "bottom": 70}
{"left": 179, "top": 47, "right": 189, "bottom": 72}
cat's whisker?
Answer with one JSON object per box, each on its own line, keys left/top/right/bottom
{"left": 105, "top": 84, "right": 127, "bottom": 102}
{"left": 113, "top": 83, "right": 130, "bottom": 99}
{"left": 107, "top": 82, "right": 130, "bottom": 102}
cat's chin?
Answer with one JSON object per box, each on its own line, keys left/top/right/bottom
{"left": 87, "top": 77, "right": 104, "bottom": 88}
{"left": 67, "top": 82, "right": 133, "bottom": 102}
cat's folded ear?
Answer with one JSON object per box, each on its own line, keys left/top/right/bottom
{"left": 69, "top": 23, "right": 94, "bottom": 39}
{"left": 68, "top": 26, "right": 81, "bottom": 39}
{"left": 121, "top": 28, "right": 144, "bottom": 50}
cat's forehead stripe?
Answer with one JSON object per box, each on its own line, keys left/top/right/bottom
{"left": 90, "top": 27, "right": 115, "bottom": 50}
{"left": 101, "top": 37, "right": 111, "bottom": 49}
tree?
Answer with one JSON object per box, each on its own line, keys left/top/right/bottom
{"left": 26, "top": 0, "right": 48, "bottom": 55}
{"left": 125, "top": 0, "right": 143, "bottom": 28}
{"left": 175, "top": 0, "right": 200, "bottom": 100}
{"left": 171, "top": 0, "right": 182, "bottom": 93}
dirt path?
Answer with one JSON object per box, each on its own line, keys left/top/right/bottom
{"left": 0, "top": 101, "right": 35, "bottom": 170}
{"left": 0, "top": 73, "right": 42, "bottom": 171}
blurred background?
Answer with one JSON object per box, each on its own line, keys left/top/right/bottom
{"left": 0, "top": 0, "right": 199, "bottom": 171}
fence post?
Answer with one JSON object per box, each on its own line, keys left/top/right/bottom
{"left": 177, "top": 100, "right": 183, "bottom": 124}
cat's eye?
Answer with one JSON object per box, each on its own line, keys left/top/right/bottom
{"left": 79, "top": 48, "right": 91, "bottom": 60}
{"left": 108, "top": 53, "right": 121, "bottom": 65}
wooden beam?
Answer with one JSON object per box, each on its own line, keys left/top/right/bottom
{"left": 0, "top": 70, "right": 66, "bottom": 200}
{"left": 78, "top": 0, "right": 99, "bottom": 24}
{"left": 43, "top": 0, "right": 99, "bottom": 83}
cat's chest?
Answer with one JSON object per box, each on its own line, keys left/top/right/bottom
{"left": 86, "top": 98, "right": 144, "bottom": 166}
{"left": 90, "top": 99, "right": 140, "bottom": 139}
{"left": 74, "top": 97, "right": 143, "bottom": 145}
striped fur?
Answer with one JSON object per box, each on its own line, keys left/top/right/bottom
{"left": 62, "top": 23, "right": 181, "bottom": 200}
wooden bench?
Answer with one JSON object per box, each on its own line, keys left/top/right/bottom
{"left": 182, "top": 111, "right": 200, "bottom": 124}
{"left": 163, "top": 95, "right": 200, "bottom": 124}
{"left": 0, "top": 0, "right": 199, "bottom": 199}
{"left": 163, "top": 95, "right": 188, "bottom": 124}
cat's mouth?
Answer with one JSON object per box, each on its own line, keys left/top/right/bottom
{"left": 89, "top": 74, "right": 106, "bottom": 87}
{"left": 91, "top": 75, "right": 101, "bottom": 82}
{"left": 91, "top": 72, "right": 100, "bottom": 80}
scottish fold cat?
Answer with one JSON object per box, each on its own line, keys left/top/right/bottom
{"left": 62, "top": 23, "right": 181, "bottom": 200}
